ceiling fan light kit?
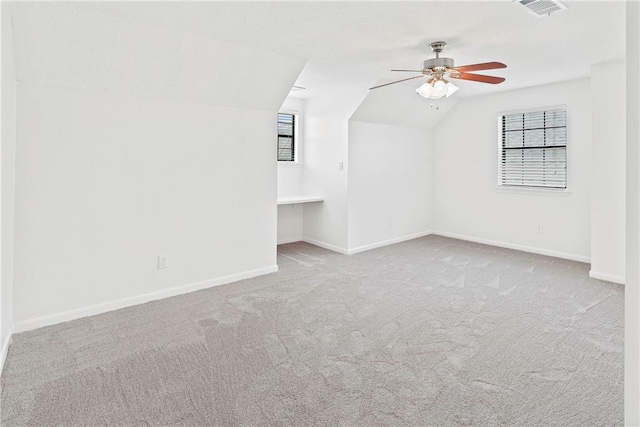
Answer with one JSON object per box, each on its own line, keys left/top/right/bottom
{"left": 416, "top": 78, "right": 458, "bottom": 99}
{"left": 370, "top": 41, "right": 507, "bottom": 101}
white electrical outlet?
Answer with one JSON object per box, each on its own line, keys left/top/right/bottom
{"left": 158, "top": 255, "right": 169, "bottom": 269}
{"left": 536, "top": 225, "right": 544, "bottom": 234}
{"left": 338, "top": 161, "right": 344, "bottom": 171}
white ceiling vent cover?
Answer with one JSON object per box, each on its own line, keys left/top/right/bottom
{"left": 519, "top": 0, "right": 567, "bottom": 17}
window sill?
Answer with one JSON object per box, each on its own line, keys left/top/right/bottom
{"left": 278, "top": 162, "right": 302, "bottom": 168}
{"left": 495, "top": 185, "right": 571, "bottom": 197}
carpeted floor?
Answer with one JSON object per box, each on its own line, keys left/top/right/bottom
{"left": 0, "top": 236, "right": 624, "bottom": 426}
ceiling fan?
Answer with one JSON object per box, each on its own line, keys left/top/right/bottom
{"left": 370, "top": 41, "right": 507, "bottom": 99}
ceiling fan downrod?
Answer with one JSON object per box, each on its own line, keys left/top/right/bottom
{"left": 424, "top": 41, "right": 454, "bottom": 70}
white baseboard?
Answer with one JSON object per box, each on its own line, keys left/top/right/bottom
{"left": 13, "top": 265, "right": 279, "bottom": 333}
{"left": 302, "top": 237, "right": 348, "bottom": 254}
{"left": 589, "top": 270, "right": 625, "bottom": 285}
{"left": 347, "top": 230, "right": 433, "bottom": 255}
{"left": 277, "top": 237, "right": 303, "bottom": 245}
{"left": 1, "top": 325, "right": 12, "bottom": 375}
{"left": 431, "top": 230, "right": 591, "bottom": 263}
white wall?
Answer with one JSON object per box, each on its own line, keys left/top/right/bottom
{"left": 347, "top": 86, "right": 437, "bottom": 252}
{"left": 277, "top": 166, "right": 303, "bottom": 197}
{"left": 277, "top": 205, "right": 304, "bottom": 245}
{"left": 1, "top": 3, "right": 17, "bottom": 368}
{"left": 302, "top": 84, "right": 368, "bottom": 252}
{"left": 590, "top": 60, "right": 626, "bottom": 283}
{"left": 432, "top": 78, "right": 592, "bottom": 262}
{"left": 347, "top": 121, "right": 432, "bottom": 251}
{"left": 12, "top": 81, "right": 282, "bottom": 328}
{"left": 625, "top": 1, "right": 640, "bottom": 423}
{"left": 277, "top": 96, "right": 304, "bottom": 245}
{"left": 7, "top": 3, "right": 304, "bottom": 331}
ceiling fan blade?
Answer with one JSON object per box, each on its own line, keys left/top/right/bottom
{"left": 369, "top": 75, "right": 425, "bottom": 90}
{"left": 453, "top": 62, "right": 507, "bottom": 73}
{"left": 391, "top": 69, "right": 425, "bottom": 72}
{"left": 452, "top": 72, "right": 505, "bottom": 84}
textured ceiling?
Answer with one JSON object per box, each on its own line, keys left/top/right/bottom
{"left": 7, "top": 1, "right": 627, "bottom": 104}
{"left": 86, "top": 1, "right": 627, "bottom": 99}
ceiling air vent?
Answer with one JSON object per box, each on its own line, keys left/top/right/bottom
{"left": 519, "top": 0, "right": 567, "bottom": 17}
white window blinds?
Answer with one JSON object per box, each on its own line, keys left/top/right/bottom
{"left": 277, "top": 113, "right": 295, "bottom": 162}
{"left": 499, "top": 108, "right": 567, "bottom": 189}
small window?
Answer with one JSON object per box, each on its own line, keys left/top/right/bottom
{"left": 499, "top": 108, "right": 567, "bottom": 189}
{"left": 277, "top": 113, "right": 296, "bottom": 162}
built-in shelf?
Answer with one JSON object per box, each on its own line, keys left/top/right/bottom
{"left": 277, "top": 195, "right": 324, "bottom": 206}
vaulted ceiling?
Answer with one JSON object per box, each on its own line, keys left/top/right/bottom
{"left": 8, "top": 1, "right": 627, "bottom": 105}
{"left": 86, "top": 1, "right": 627, "bottom": 98}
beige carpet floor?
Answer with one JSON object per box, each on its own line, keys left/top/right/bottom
{"left": 0, "top": 235, "right": 624, "bottom": 426}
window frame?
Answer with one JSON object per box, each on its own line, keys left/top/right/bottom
{"left": 497, "top": 104, "right": 568, "bottom": 192}
{"left": 277, "top": 111, "right": 299, "bottom": 164}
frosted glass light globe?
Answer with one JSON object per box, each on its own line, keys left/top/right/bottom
{"left": 416, "top": 82, "right": 433, "bottom": 98}
{"left": 431, "top": 79, "right": 448, "bottom": 98}
{"left": 446, "top": 82, "right": 459, "bottom": 97}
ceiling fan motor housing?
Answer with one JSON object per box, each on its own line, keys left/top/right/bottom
{"left": 423, "top": 57, "right": 454, "bottom": 71}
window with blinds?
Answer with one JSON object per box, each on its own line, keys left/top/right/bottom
{"left": 277, "top": 113, "right": 296, "bottom": 162}
{"left": 499, "top": 108, "right": 567, "bottom": 189}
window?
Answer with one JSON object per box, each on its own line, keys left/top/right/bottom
{"left": 277, "top": 113, "right": 296, "bottom": 162}
{"left": 499, "top": 107, "right": 567, "bottom": 189}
